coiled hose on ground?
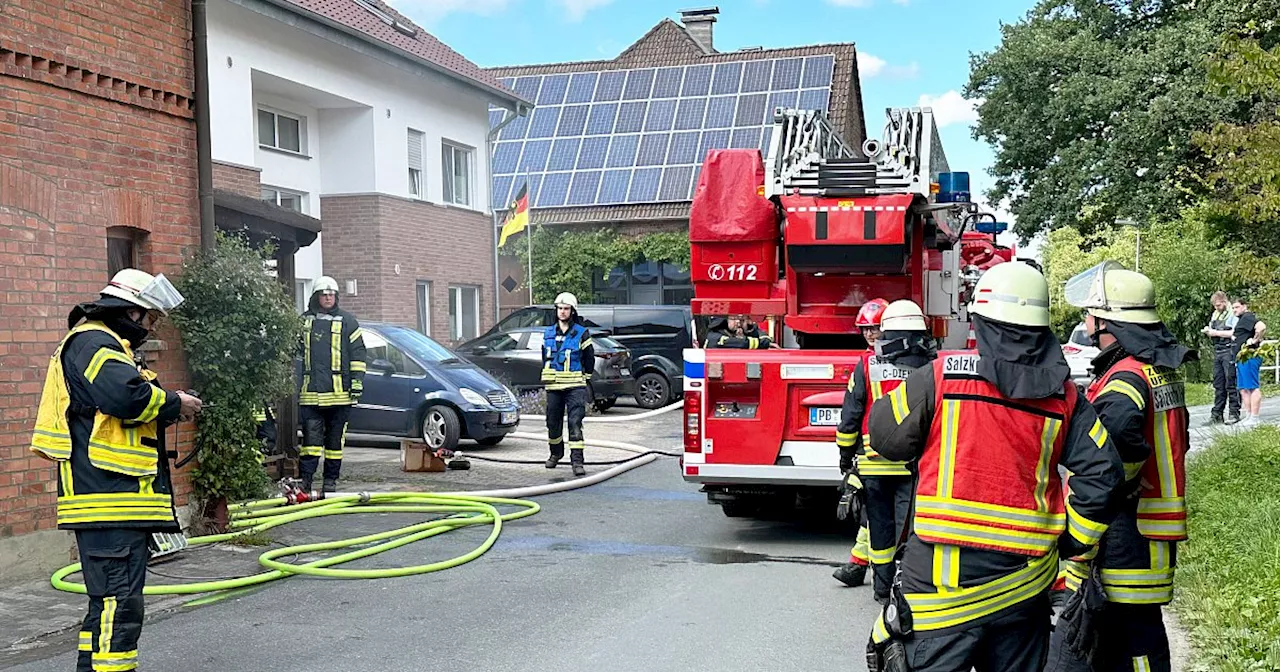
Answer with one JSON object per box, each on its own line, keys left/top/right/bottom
{"left": 49, "top": 402, "right": 685, "bottom": 598}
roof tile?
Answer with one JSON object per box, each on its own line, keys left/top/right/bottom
{"left": 277, "top": 0, "right": 526, "bottom": 105}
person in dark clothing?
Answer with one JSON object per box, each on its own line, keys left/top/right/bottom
{"left": 1201, "top": 291, "right": 1240, "bottom": 424}
{"left": 31, "top": 269, "right": 202, "bottom": 672}
{"left": 864, "top": 262, "right": 1125, "bottom": 672}
{"left": 542, "top": 292, "right": 595, "bottom": 476}
{"left": 1232, "top": 298, "right": 1268, "bottom": 425}
{"left": 705, "top": 314, "right": 777, "bottom": 349}
{"left": 832, "top": 300, "right": 936, "bottom": 601}
{"left": 1046, "top": 263, "right": 1197, "bottom": 672}
{"left": 298, "top": 275, "right": 367, "bottom": 493}
{"left": 833, "top": 298, "right": 889, "bottom": 588}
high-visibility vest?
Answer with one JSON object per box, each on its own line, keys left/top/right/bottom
{"left": 913, "top": 353, "right": 1079, "bottom": 557}
{"left": 30, "top": 321, "right": 176, "bottom": 528}
{"left": 1087, "top": 356, "right": 1189, "bottom": 541}
{"left": 859, "top": 356, "right": 913, "bottom": 477}
{"left": 541, "top": 323, "right": 591, "bottom": 390}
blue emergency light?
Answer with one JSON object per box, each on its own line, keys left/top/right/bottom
{"left": 975, "top": 220, "right": 1009, "bottom": 235}
{"left": 936, "top": 172, "right": 971, "bottom": 203}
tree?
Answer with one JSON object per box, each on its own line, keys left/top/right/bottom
{"left": 171, "top": 233, "right": 303, "bottom": 508}
{"left": 1195, "top": 36, "right": 1280, "bottom": 256}
{"left": 967, "top": 0, "right": 1280, "bottom": 241}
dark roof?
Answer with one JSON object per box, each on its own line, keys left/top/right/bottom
{"left": 214, "top": 189, "right": 322, "bottom": 247}
{"left": 487, "top": 17, "right": 864, "bottom": 226}
{"left": 266, "top": 0, "right": 528, "bottom": 108}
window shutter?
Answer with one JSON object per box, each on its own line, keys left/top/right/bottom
{"left": 408, "top": 130, "right": 424, "bottom": 170}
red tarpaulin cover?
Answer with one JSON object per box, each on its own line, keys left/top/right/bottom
{"left": 689, "top": 149, "right": 777, "bottom": 242}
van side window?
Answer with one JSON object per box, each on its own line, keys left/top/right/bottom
{"left": 496, "top": 308, "right": 547, "bottom": 331}
{"left": 614, "top": 308, "right": 684, "bottom": 336}
{"left": 577, "top": 307, "right": 613, "bottom": 330}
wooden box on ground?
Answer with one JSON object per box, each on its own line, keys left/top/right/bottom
{"left": 400, "top": 440, "right": 446, "bottom": 472}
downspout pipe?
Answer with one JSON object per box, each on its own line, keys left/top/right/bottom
{"left": 193, "top": 0, "right": 216, "bottom": 251}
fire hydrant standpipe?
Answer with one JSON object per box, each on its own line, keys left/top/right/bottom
{"left": 49, "top": 492, "right": 540, "bottom": 596}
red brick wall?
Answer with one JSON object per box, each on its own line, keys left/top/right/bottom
{"left": 0, "top": 0, "right": 198, "bottom": 537}
{"left": 212, "top": 161, "right": 263, "bottom": 199}
{"left": 320, "top": 195, "right": 495, "bottom": 346}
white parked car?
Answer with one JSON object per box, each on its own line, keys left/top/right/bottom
{"left": 1063, "top": 322, "right": 1099, "bottom": 382}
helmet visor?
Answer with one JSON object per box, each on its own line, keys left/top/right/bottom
{"left": 137, "top": 273, "right": 185, "bottom": 314}
{"left": 1064, "top": 261, "right": 1121, "bottom": 310}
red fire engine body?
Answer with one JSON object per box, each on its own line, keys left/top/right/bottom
{"left": 681, "top": 107, "right": 1015, "bottom": 517}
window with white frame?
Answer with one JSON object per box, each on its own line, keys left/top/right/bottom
{"left": 262, "top": 186, "right": 305, "bottom": 213}
{"left": 416, "top": 280, "right": 432, "bottom": 336}
{"left": 258, "top": 107, "right": 305, "bottom": 154}
{"left": 448, "top": 285, "right": 479, "bottom": 341}
{"left": 441, "top": 141, "right": 472, "bottom": 206}
{"left": 408, "top": 129, "right": 425, "bottom": 198}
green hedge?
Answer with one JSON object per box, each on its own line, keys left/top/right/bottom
{"left": 1174, "top": 426, "right": 1280, "bottom": 670}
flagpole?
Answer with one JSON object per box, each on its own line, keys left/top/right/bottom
{"left": 525, "top": 170, "right": 534, "bottom": 305}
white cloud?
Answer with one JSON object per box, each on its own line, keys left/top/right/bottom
{"left": 385, "top": 0, "right": 511, "bottom": 23}
{"left": 553, "top": 0, "right": 614, "bottom": 21}
{"left": 858, "top": 53, "right": 887, "bottom": 78}
{"left": 917, "top": 90, "right": 982, "bottom": 128}
{"left": 859, "top": 54, "right": 919, "bottom": 79}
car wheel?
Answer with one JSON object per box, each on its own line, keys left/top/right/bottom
{"left": 475, "top": 436, "right": 504, "bottom": 446}
{"left": 593, "top": 396, "right": 617, "bottom": 412}
{"left": 635, "top": 372, "right": 670, "bottom": 409}
{"left": 421, "top": 405, "right": 461, "bottom": 451}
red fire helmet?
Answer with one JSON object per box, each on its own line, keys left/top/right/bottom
{"left": 855, "top": 298, "right": 890, "bottom": 328}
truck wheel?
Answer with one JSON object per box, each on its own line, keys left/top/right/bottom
{"left": 720, "top": 500, "right": 758, "bottom": 518}
{"left": 421, "top": 405, "right": 461, "bottom": 451}
{"left": 635, "top": 372, "right": 670, "bottom": 409}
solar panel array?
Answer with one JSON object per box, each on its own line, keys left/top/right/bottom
{"left": 489, "top": 55, "right": 836, "bottom": 209}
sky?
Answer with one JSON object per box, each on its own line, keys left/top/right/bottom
{"left": 389, "top": 0, "right": 1039, "bottom": 254}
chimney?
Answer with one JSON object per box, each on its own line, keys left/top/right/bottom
{"left": 680, "top": 7, "right": 719, "bottom": 53}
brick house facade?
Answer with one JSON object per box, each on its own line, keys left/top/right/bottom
{"left": 0, "top": 0, "right": 199, "bottom": 576}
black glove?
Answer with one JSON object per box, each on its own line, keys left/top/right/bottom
{"left": 836, "top": 470, "right": 864, "bottom": 522}
{"left": 866, "top": 639, "right": 911, "bottom": 672}
{"left": 1057, "top": 561, "right": 1108, "bottom": 663}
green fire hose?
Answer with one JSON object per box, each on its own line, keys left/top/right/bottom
{"left": 50, "top": 492, "right": 540, "bottom": 597}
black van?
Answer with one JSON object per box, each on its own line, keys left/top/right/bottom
{"left": 481, "top": 304, "right": 692, "bottom": 408}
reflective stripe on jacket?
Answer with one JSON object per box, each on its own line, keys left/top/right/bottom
{"left": 1087, "top": 356, "right": 1189, "bottom": 541}
{"left": 31, "top": 321, "right": 180, "bottom": 530}
{"left": 858, "top": 356, "right": 913, "bottom": 476}
{"left": 914, "top": 354, "right": 1090, "bottom": 557}
{"left": 541, "top": 323, "right": 591, "bottom": 390}
{"left": 300, "top": 310, "right": 367, "bottom": 406}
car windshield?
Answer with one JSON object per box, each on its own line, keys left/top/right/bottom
{"left": 383, "top": 326, "right": 458, "bottom": 363}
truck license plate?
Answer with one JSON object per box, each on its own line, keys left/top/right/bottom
{"left": 809, "top": 407, "right": 842, "bottom": 426}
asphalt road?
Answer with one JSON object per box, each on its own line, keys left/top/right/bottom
{"left": 6, "top": 443, "right": 880, "bottom": 671}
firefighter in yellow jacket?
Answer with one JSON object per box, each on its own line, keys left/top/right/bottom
{"left": 30, "top": 269, "right": 202, "bottom": 672}
{"left": 865, "top": 262, "right": 1125, "bottom": 671}
{"left": 298, "top": 276, "right": 366, "bottom": 493}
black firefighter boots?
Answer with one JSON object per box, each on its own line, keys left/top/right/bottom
{"left": 571, "top": 449, "right": 586, "bottom": 477}
{"left": 323, "top": 478, "right": 337, "bottom": 493}
{"left": 833, "top": 562, "right": 868, "bottom": 587}
{"left": 545, "top": 451, "right": 563, "bottom": 469}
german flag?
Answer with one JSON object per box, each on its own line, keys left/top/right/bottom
{"left": 498, "top": 183, "right": 529, "bottom": 248}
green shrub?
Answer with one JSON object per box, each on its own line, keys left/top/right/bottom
{"left": 1174, "top": 426, "right": 1280, "bottom": 670}
{"left": 171, "top": 232, "right": 303, "bottom": 504}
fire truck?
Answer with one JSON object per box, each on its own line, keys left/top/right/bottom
{"left": 681, "top": 106, "right": 1015, "bottom": 518}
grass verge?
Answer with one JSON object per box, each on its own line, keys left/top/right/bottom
{"left": 1183, "top": 382, "right": 1280, "bottom": 408}
{"left": 1173, "top": 426, "right": 1280, "bottom": 670}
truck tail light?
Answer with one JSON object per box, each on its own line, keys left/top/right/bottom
{"left": 684, "top": 391, "right": 702, "bottom": 453}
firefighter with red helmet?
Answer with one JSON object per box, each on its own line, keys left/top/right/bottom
{"left": 1045, "top": 263, "right": 1195, "bottom": 672}
{"left": 834, "top": 300, "right": 937, "bottom": 601}
{"left": 832, "top": 298, "right": 890, "bottom": 588}
{"left": 864, "top": 262, "right": 1125, "bottom": 671}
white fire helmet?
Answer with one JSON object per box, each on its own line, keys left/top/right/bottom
{"left": 313, "top": 276, "right": 339, "bottom": 295}
{"left": 880, "top": 300, "right": 928, "bottom": 332}
{"left": 101, "top": 269, "right": 185, "bottom": 316}
{"left": 554, "top": 292, "right": 579, "bottom": 309}
{"left": 968, "top": 262, "right": 1051, "bottom": 328}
